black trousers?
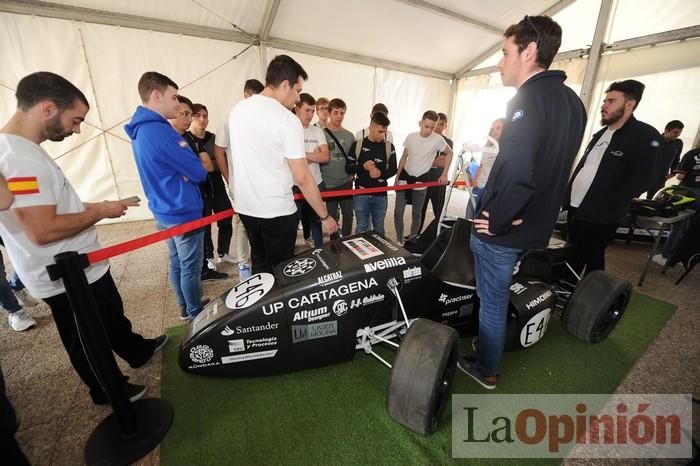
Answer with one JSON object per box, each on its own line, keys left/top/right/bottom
{"left": 0, "top": 366, "right": 28, "bottom": 466}
{"left": 239, "top": 212, "right": 298, "bottom": 274}
{"left": 202, "top": 190, "right": 233, "bottom": 262}
{"left": 42, "top": 271, "right": 153, "bottom": 401}
{"left": 567, "top": 208, "right": 619, "bottom": 274}
{"left": 419, "top": 167, "right": 446, "bottom": 232}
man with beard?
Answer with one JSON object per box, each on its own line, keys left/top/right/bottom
{"left": 0, "top": 72, "right": 165, "bottom": 405}
{"left": 565, "top": 80, "right": 661, "bottom": 274}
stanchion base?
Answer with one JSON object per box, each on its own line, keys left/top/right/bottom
{"left": 84, "top": 398, "right": 174, "bottom": 466}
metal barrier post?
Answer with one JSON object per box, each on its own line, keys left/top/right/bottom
{"left": 47, "top": 251, "right": 173, "bottom": 465}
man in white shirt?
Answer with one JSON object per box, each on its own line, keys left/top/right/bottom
{"left": 293, "top": 93, "right": 329, "bottom": 248}
{"left": 394, "top": 110, "right": 453, "bottom": 241}
{"left": 227, "top": 55, "right": 337, "bottom": 273}
{"left": 0, "top": 72, "right": 165, "bottom": 405}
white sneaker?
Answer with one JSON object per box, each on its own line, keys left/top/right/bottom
{"left": 206, "top": 259, "right": 218, "bottom": 271}
{"left": 217, "top": 254, "right": 237, "bottom": 264}
{"left": 652, "top": 254, "right": 667, "bottom": 266}
{"left": 13, "top": 289, "right": 39, "bottom": 307}
{"left": 8, "top": 310, "right": 37, "bottom": 332}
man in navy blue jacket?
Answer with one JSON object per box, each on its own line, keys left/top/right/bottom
{"left": 126, "top": 72, "right": 208, "bottom": 320}
{"left": 458, "top": 15, "right": 587, "bottom": 390}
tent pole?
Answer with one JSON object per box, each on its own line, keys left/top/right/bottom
{"left": 579, "top": 0, "right": 615, "bottom": 112}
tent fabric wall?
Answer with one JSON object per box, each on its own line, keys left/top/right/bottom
{"left": 0, "top": 2, "right": 698, "bottom": 224}
{"left": 0, "top": 11, "right": 451, "bottom": 222}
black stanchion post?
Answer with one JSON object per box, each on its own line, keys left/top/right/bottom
{"left": 47, "top": 251, "right": 173, "bottom": 465}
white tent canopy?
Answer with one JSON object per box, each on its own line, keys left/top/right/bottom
{"left": 1, "top": 0, "right": 698, "bottom": 221}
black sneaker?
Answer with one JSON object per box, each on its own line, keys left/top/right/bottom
{"left": 92, "top": 383, "right": 148, "bottom": 405}
{"left": 131, "top": 335, "right": 169, "bottom": 368}
{"left": 201, "top": 269, "right": 229, "bottom": 282}
{"left": 152, "top": 334, "right": 168, "bottom": 353}
{"left": 457, "top": 356, "right": 497, "bottom": 390}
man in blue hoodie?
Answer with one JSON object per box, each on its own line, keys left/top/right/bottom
{"left": 126, "top": 71, "right": 208, "bottom": 320}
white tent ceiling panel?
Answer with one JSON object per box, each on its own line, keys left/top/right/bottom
{"left": 269, "top": 0, "right": 496, "bottom": 73}
{"left": 429, "top": 0, "right": 557, "bottom": 29}
{"left": 44, "top": 0, "right": 265, "bottom": 32}
{"left": 609, "top": 0, "right": 700, "bottom": 43}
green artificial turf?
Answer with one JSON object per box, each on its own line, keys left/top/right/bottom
{"left": 160, "top": 292, "right": 675, "bottom": 465}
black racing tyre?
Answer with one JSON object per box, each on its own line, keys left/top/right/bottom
{"left": 387, "top": 318, "right": 459, "bottom": 436}
{"left": 562, "top": 270, "right": 632, "bottom": 343}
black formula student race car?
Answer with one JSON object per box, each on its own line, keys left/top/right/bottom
{"left": 179, "top": 218, "right": 632, "bottom": 436}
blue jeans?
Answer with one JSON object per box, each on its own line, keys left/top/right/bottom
{"left": 0, "top": 251, "right": 20, "bottom": 314}
{"left": 156, "top": 221, "right": 204, "bottom": 318}
{"left": 354, "top": 194, "right": 388, "bottom": 236}
{"left": 470, "top": 234, "right": 523, "bottom": 377}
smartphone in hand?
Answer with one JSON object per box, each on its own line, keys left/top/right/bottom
{"left": 121, "top": 196, "right": 141, "bottom": 203}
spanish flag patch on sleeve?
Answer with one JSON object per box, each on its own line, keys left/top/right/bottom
{"left": 7, "top": 177, "right": 40, "bottom": 195}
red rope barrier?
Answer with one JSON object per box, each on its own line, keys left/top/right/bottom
{"left": 86, "top": 179, "right": 469, "bottom": 265}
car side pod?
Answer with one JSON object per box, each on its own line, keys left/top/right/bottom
{"left": 562, "top": 270, "right": 632, "bottom": 343}
{"left": 387, "top": 319, "right": 459, "bottom": 436}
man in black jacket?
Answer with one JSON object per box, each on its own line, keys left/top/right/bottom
{"left": 565, "top": 80, "right": 661, "bottom": 274}
{"left": 458, "top": 15, "right": 587, "bottom": 390}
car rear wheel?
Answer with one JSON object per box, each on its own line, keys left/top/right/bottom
{"left": 387, "top": 319, "right": 459, "bottom": 436}
{"left": 562, "top": 270, "right": 632, "bottom": 343}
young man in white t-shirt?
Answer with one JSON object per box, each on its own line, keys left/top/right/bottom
{"left": 293, "top": 93, "right": 329, "bottom": 248}
{"left": 227, "top": 55, "right": 337, "bottom": 273}
{"left": 0, "top": 72, "right": 165, "bottom": 405}
{"left": 212, "top": 80, "right": 264, "bottom": 280}
{"left": 394, "top": 110, "right": 453, "bottom": 241}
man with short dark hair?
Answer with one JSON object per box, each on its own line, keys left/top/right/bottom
{"left": 355, "top": 103, "right": 394, "bottom": 142}
{"left": 322, "top": 98, "right": 355, "bottom": 238}
{"left": 458, "top": 16, "right": 587, "bottom": 390}
{"left": 169, "top": 96, "right": 228, "bottom": 288}
{"left": 226, "top": 55, "right": 337, "bottom": 273}
{"left": 566, "top": 80, "right": 661, "bottom": 274}
{"left": 293, "top": 93, "right": 329, "bottom": 248}
{"left": 347, "top": 112, "right": 397, "bottom": 236}
{"left": 244, "top": 79, "right": 264, "bottom": 98}
{"left": 126, "top": 72, "right": 210, "bottom": 321}
{"left": 185, "top": 103, "right": 231, "bottom": 282}
{"left": 394, "top": 110, "right": 453, "bottom": 241}
{"left": 647, "top": 119, "right": 684, "bottom": 199}
{"left": 420, "top": 112, "right": 453, "bottom": 230}
{"left": 0, "top": 71, "right": 165, "bottom": 405}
